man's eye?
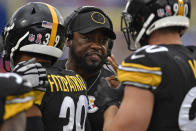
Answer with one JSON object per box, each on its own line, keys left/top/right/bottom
{"left": 100, "top": 39, "right": 108, "bottom": 44}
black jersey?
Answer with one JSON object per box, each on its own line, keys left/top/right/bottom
{"left": 117, "top": 45, "right": 196, "bottom": 131}
{"left": 86, "top": 67, "right": 114, "bottom": 131}
{"left": 37, "top": 66, "right": 88, "bottom": 131}
{"left": 0, "top": 98, "right": 4, "bottom": 127}
{"left": 54, "top": 60, "right": 114, "bottom": 131}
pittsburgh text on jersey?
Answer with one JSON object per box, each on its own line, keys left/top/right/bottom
{"left": 188, "top": 59, "right": 196, "bottom": 79}
{"left": 48, "top": 74, "right": 87, "bottom": 92}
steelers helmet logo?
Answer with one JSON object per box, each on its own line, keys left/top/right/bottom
{"left": 91, "top": 11, "right": 106, "bottom": 24}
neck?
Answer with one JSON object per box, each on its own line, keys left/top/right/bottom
{"left": 66, "top": 58, "right": 100, "bottom": 79}
{"left": 148, "top": 30, "right": 182, "bottom": 45}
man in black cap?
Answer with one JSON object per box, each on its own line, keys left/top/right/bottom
{"left": 54, "top": 6, "right": 120, "bottom": 131}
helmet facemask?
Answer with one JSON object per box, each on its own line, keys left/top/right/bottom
{"left": 121, "top": 0, "right": 191, "bottom": 51}
{"left": 121, "top": 12, "right": 135, "bottom": 51}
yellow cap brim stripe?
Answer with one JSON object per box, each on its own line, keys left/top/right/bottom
{"left": 45, "top": 4, "right": 58, "bottom": 46}
{"left": 178, "top": 0, "right": 184, "bottom": 16}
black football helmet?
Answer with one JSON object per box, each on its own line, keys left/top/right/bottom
{"left": 2, "top": 2, "right": 65, "bottom": 70}
{"left": 121, "top": 0, "right": 191, "bottom": 50}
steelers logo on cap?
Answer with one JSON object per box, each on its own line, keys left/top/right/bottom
{"left": 90, "top": 11, "right": 106, "bottom": 24}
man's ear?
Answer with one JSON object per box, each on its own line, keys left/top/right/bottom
{"left": 65, "top": 38, "right": 72, "bottom": 47}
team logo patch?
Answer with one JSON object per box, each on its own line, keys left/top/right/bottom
{"left": 165, "top": 5, "right": 172, "bottom": 16}
{"left": 35, "top": 34, "right": 42, "bottom": 44}
{"left": 157, "top": 8, "right": 165, "bottom": 17}
{"left": 42, "top": 21, "right": 53, "bottom": 29}
{"left": 90, "top": 11, "right": 106, "bottom": 24}
{"left": 88, "top": 96, "right": 98, "bottom": 113}
{"left": 28, "top": 34, "right": 35, "bottom": 42}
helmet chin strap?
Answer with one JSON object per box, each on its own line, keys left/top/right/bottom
{"left": 135, "top": 13, "right": 155, "bottom": 48}
{"left": 10, "top": 31, "right": 29, "bottom": 70}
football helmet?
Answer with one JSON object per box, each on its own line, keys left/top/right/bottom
{"left": 2, "top": 2, "right": 65, "bottom": 70}
{"left": 121, "top": 0, "right": 191, "bottom": 50}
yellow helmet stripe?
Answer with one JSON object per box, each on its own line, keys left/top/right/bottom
{"left": 45, "top": 3, "right": 58, "bottom": 46}
{"left": 178, "top": 0, "right": 184, "bottom": 16}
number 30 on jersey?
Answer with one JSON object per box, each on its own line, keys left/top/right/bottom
{"left": 59, "top": 95, "right": 88, "bottom": 131}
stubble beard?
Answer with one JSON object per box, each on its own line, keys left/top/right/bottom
{"left": 70, "top": 47, "right": 106, "bottom": 74}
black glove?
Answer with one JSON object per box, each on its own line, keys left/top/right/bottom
{"left": 12, "top": 58, "right": 48, "bottom": 90}
{"left": 94, "top": 77, "right": 124, "bottom": 112}
{"left": 0, "top": 72, "right": 32, "bottom": 98}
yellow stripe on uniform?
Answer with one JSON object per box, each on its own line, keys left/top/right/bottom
{"left": 117, "top": 69, "right": 162, "bottom": 88}
{"left": 33, "top": 90, "right": 45, "bottom": 106}
{"left": 45, "top": 3, "right": 58, "bottom": 46}
{"left": 4, "top": 92, "right": 34, "bottom": 120}
{"left": 121, "top": 61, "right": 161, "bottom": 71}
{"left": 178, "top": 0, "right": 184, "bottom": 16}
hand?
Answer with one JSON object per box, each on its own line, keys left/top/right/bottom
{"left": 106, "top": 54, "right": 120, "bottom": 88}
{"left": 12, "top": 58, "right": 48, "bottom": 89}
{"left": 0, "top": 73, "right": 32, "bottom": 98}
{"left": 94, "top": 77, "right": 124, "bottom": 112}
{"left": 107, "top": 54, "right": 118, "bottom": 73}
{"left": 106, "top": 75, "right": 120, "bottom": 88}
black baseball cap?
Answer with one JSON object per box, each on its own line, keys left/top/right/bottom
{"left": 70, "top": 11, "right": 116, "bottom": 40}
